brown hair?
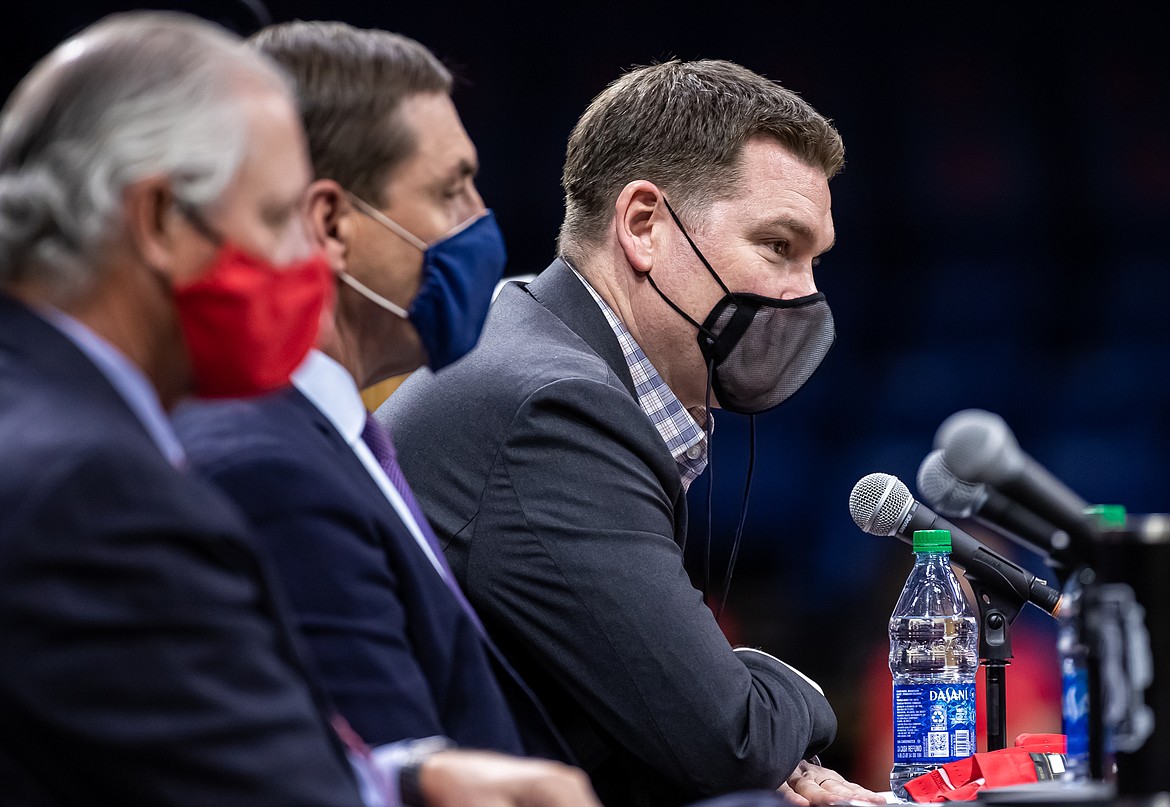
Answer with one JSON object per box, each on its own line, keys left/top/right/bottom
{"left": 249, "top": 21, "right": 452, "bottom": 206}
{"left": 557, "top": 59, "right": 844, "bottom": 262}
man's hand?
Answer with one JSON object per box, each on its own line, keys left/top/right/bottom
{"left": 418, "top": 749, "right": 602, "bottom": 807}
{"left": 777, "top": 759, "right": 885, "bottom": 806}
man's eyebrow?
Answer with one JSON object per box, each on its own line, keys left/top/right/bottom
{"left": 263, "top": 184, "right": 310, "bottom": 219}
{"left": 439, "top": 157, "right": 477, "bottom": 182}
{"left": 759, "top": 215, "right": 836, "bottom": 253}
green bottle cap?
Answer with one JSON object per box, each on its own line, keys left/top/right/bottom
{"left": 913, "top": 529, "right": 951, "bottom": 552}
{"left": 1084, "top": 504, "right": 1126, "bottom": 529}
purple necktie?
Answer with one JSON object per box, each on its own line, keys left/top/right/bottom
{"left": 360, "top": 415, "right": 484, "bottom": 633}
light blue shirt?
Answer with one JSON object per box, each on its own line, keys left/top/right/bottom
{"left": 38, "top": 306, "right": 186, "bottom": 467}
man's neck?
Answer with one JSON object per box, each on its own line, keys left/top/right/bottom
{"left": 571, "top": 253, "right": 646, "bottom": 351}
{"left": 572, "top": 252, "right": 706, "bottom": 410}
{"left": 323, "top": 307, "right": 425, "bottom": 391}
{"left": 319, "top": 314, "right": 368, "bottom": 388}
{"left": 33, "top": 264, "right": 189, "bottom": 410}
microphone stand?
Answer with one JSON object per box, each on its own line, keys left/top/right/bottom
{"left": 962, "top": 571, "right": 1026, "bottom": 752}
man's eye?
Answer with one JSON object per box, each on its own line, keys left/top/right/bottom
{"left": 770, "top": 240, "right": 788, "bottom": 256}
{"left": 263, "top": 207, "right": 293, "bottom": 228}
{"left": 442, "top": 182, "right": 470, "bottom": 201}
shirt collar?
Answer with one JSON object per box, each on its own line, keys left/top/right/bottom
{"left": 38, "top": 305, "right": 186, "bottom": 467}
{"left": 568, "top": 266, "right": 708, "bottom": 489}
{"left": 291, "top": 349, "right": 367, "bottom": 446}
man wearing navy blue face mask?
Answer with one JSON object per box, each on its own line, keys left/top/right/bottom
{"left": 337, "top": 191, "right": 505, "bottom": 372}
{"left": 172, "top": 22, "right": 608, "bottom": 807}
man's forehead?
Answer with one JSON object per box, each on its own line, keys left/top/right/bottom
{"left": 739, "top": 143, "right": 831, "bottom": 206}
{"left": 398, "top": 93, "right": 477, "bottom": 180}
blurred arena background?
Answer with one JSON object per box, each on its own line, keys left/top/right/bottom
{"left": 4, "top": 1, "right": 1167, "bottom": 785}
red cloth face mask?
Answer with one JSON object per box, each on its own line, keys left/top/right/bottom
{"left": 173, "top": 241, "right": 334, "bottom": 398}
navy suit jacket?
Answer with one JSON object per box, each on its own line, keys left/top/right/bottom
{"left": 0, "top": 294, "right": 362, "bottom": 806}
{"left": 174, "top": 383, "right": 569, "bottom": 760}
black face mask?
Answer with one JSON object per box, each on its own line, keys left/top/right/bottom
{"left": 646, "top": 198, "right": 835, "bottom": 415}
{"left": 645, "top": 197, "right": 835, "bottom": 620}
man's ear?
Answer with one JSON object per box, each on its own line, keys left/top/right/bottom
{"left": 122, "top": 174, "right": 190, "bottom": 279}
{"left": 613, "top": 180, "right": 666, "bottom": 276}
{"left": 305, "top": 178, "right": 350, "bottom": 273}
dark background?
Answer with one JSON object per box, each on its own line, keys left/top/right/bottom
{"left": 5, "top": 0, "right": 1168, "bottom": 787}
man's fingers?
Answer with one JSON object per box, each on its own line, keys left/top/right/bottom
{"left": 778, "top": 781, "right": 811, "bottom": 807}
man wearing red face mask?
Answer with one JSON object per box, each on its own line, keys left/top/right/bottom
{"left": 0, "top": 12, "right": 359, "bottom": 805}
{"left": 0, "top": 12, "right": 604, "bottom": 807}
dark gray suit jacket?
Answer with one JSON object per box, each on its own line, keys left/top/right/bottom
{"left": 377, "top": 260, "right": 837, "bottom": 807}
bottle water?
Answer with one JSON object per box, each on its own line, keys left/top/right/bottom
{"left": 1058, "top": 504, "right": 1125, "bottom": 782}
{"left": 889, "top": 529, "right": 979, "bottom": 800}
{"left": 1057, "top": 565, "right": 1091, "bottom": 781}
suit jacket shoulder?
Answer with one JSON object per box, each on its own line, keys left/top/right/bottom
{"left": 382, "top": 260, "right": 679, "bottom": 548}
{"left": 175, "top": 387, "right": 536, "bottom": 755}
{"left": 377, "top": 262, "right": 837, "bottom": 806}
{"left": 0, "top": 295, "right": 362, "bottom": 806}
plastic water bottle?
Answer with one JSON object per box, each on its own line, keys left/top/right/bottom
{"left": 1058, "top": 504, "right": 1126, "bottom": 782}
{"left": 889, "top": 529, "right": 979, "bottom": 800}
{"left": 1057, "top": 565, "right": 1091, "bottom": 781}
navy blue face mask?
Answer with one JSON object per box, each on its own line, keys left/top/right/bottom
{"left": 341, "top": 193, "right": 507, "bottom": 370}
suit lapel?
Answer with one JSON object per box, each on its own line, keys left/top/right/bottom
{"left": 282, "top": 386, "right": 575, "bottom": 762}
{"left": 524, "top": 259, "right": 638, "bottom": 400}
{"left": 280, "top": 388, "right": 394, "bottom": 504}
{"left": 523, "top": 259, "right": 689, "bottom": 546}
{"left": 225, "top": 389, "right": 395, "bottom": 767}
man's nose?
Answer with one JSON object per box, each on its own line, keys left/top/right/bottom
{"left": 781, "top": 263, "right": 818, "bottom": 299}
{"left": 460, "top": 183, "right": 487, "bottom": 223}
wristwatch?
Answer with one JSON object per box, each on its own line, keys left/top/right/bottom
{"left": 398, "top": 736, "right": 456, "bottom": 807}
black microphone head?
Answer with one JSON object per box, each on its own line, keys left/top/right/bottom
{"left": 934, "top": 409, "right": 1023, "bottom": 485}
{"left": 917, "top": 450, "right": 987, "bottom": 518}
{"left": 849, "top": 472, "right": 913, "bottom": 536}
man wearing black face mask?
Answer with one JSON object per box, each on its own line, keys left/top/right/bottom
{"left": 378, "top": 61, "right": 882, "bottom": 806}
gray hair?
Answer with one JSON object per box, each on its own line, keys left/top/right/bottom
{"left": 0, "top": 11, "right": 291, "bottom": 301}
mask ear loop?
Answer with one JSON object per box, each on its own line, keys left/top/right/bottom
{"left": 644, "top": 196, "right": 729, "bottom": 349}
{"left": 661, "top": 197, "right": 733, "bottom": 298}
{"left": 345, "top": 191, "right": 428, "bottom": 251}
{"left": 177, "top": 202, "right": 226, "bottom": 248}
{"left": 702, "top": 353, "right": 715, "bottom": 607}
{"left": 645, "top": 273, "right": 719, "bottom": 348}
{"left": 716, "top": 413, "right": 755, "bottom": 624}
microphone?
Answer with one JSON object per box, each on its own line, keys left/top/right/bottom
{"left": 933, "top": 409, "right": 1099, "bottom": 564}
{"left": 916, "top": 449, "right": 1071, "bottom": 565}
{"left": 849, "top": 472, "right": 1062, "bottom": 616}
